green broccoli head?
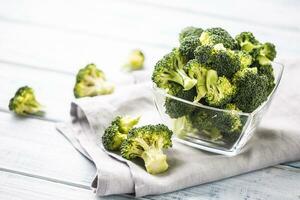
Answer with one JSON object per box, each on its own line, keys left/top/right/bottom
{"left": 252, "top": 42, "right": 276, "bottom": 65}
{"left": 184, "top": 59, "right": 208, "bottom": 102}
{"left": 9, "top": 86, "right": 44, "bottom": 116}
{"left": 152, "top": 48, "right": 197, "bottom": 91}
{"left": 179, "top": 36, "right": 201, "bottom": 61}
{"left": 111, "top": 115, "right": 140, "bottom": 134}
{"left": 164, "top": 82, "right": 196, "bottom": 118}
{"left": 205, "top": 70, "right": 236, "bottom": 107}
{"left": 233, "top": 67, "right": 271, "bottom": 112}
{"left": 179, "top": 26, "right": 203, "bottom": 43}
{"left": 102, "top": 116, "right": 140, "bottom": 151}
{"left": 102, "top": 124, "right": 127, "bottom": 151}
{"left": 124, "top": 49, "right": 145, "bottom": 71}
{"left": 200, "top": 27, "right": 237, "bottom": 49}
{"left": 74, "top": 64, "right": 114, "bottom": 98}
{"left": 236, "top": 50, "right": 253, "bottom": 69}
{"left": 194, "top": 44, "right": 240, "bottom": 78}
{"left": 235, "top": 32, "right": 260, "bottom": 53}
{"left": 121, "top": 124, "right": 173, "bottom": 174}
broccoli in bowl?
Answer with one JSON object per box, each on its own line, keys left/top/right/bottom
{"left": 152, "top": 26, "right": 283, "bottom": 155}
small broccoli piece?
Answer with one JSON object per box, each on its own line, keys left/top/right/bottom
{"left": 102, "top": 124, "right": 127, "bottom": 151}
{"left": 235, "top": 32, "right": 260, "bottom": 52}
{"left": 179, "top": 26, "right": 203, "bottom": 43}
{"left": 152, "top": 48, "right": 197, "bottom": 91}
{"left": 9, "top": 86, "right": 44, "bottom": 116}
{"left": 184, "top": 59, "right": 208, "bottom": 102}
{"left": 200, "top": 27, "right": 237, "bottom": 49}
{"left": 111, "top": 116, "right": 140, "bottom": 134}
{"left": 252, "top": 42, "right": 277, "bottom": 65}
{"left": 124, "top": 49, "right": 145, "bottom": 71}
{"left": 172, "top": 116, "right": 197, "bottom": 138}
{"left": 233, "top": 67, "right": 270, "bottom": 112}
{"left": 74, "top": 64, "right": 114, "bottom": 98}
{"left": 121, "top": 124, "right": 173, "bottom": 174}
{"left": 164, "top": 82, "right": 196, "bottom": 118}
{"left": 194, "top": 44, "right": 240, "bottom": 78}
{"left": 205, "top": 70, "right": 236, "bottom": 107}
{"left": 236, "top": 51, "right": 252, "bottom": 69}
{"left": 179, "top": 36, "right": 201, "bottom": 61}
{"left": 102, "top": 116, "right": 140, "bottom": 151}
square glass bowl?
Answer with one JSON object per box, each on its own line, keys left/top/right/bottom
{"left": 153, "top": 63, "right": 284, "bottom": 156}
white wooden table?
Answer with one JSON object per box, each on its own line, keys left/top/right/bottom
{"left": 0, "top": 0, "right": 299, "bottom": 199}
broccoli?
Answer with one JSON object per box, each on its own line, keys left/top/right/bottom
{"left": 205, "top": 70, "right": 236, "bottom": 107}
{"left": 179, "top": 36, "right": 201, "bottom": 62}
{"left": 164, "top": 82, "right": 196, "bottom": 118}
{"left": 179, "top": 26, "right": 203, "bottom": 43}
{"left": 184, "top": 59, "right": 208, "bottom": 102}
{"left": 200, "top": 27, "right": 237, "bottom": 49}
{"left": 252, "top": 42, "right": 276, "bottom": 65}
{"left": 236, "top": 51, "right": 252, "bottom": 69}
{"left": 9, "top": 86, "right": 44, "bottom": 116}
{"left": 256, "top": 64, "right": 275, "bottom": 94}
{"left": 102, "top": 116, "right": 140, "bottom": 151}
{"left": 111, "top": 115, "right": 140, "bottom": 134}
{"left": 121, "top": 124, "right": 173, "bottom": 174}
{"left": 235, "top": 32, "right": 260, "bottom": 53}
{"left": 74, "top": 64, "right": 114, "bottom": 98}
{"left": 152, "top": 48, "right": 197, "bottom": 91}
{"left": 233, "top": 67, "right": 270, "bottom": 112}
{"left": 124, "top": 49, "right": 145, "bottom": 71}
{"left": 194, "top": 44, "right": 240, "bottom": 78}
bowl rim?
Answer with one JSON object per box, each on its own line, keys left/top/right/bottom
{"left": 153, "top": 62, "right": 284, "bottom": 117}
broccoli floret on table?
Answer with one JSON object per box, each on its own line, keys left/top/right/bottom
{"left": 200, "top": 27, "right": 237, "bottom": 49}
{"left": 164, "top": 82, "right": 196, "bottom": 119}
{"left": 179, "top": 26, "right": 203, "bottom": 43}
{"left": 124, "top": 49, "right": 145, "bottom": 71}
{"left": 121, "top": 124, "right": 173, "bottom": 174}
{"left": 74, "top": 64, "right": 114, "bottom": 98}
{"left": 9, "top": 86, "right": 44, "bottom": 116}
{"left": 152, "top": 48, "right": 197, "bottom": 91}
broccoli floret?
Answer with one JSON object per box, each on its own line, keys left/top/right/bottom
{"left": 179, "top": 36, "right": 201, "bottom": 61}
{"left": 233, "top": 67, "right": 270, "bottom": 112}
{"left": 164, "top": 82, "right": 196, "bottom": 118}
{"left": 121, "top": 124, "right": 173, "bottom": 174}
{"left": 124, "top": 49, "right": 145, "bottom": 71}
{"left": 256, "top": 64, "right": 275, "bottom": 94}
{"left": 9, "top": 86, "right": 44, "bottom": 116}
{"left": 102, "top": 116, "right": 140, "bottom": 151}
{"left": 179, "top": 26, "right": 203, "bottom": 43}
{"left": 152, "top": 48, "right": 197, "bottom": 91}
{"left": 235, "top": 32, "right": 260, "bottom": 53}
{"left": 172, "top": 116, "right": 197, "bottom": 138}
{"left": 111, "top": 115, "right": 140, "bottom": 134}
{"left": 200, "top": 27, "right": 237, "bottom": 49}
{"left": 102, "top": 124, "right": 127, "bottom": 151}
{"left": 194, "top": 44, "right": 240, "bottom": 78}
{"left": 236, "top": 51, "right": 252, "bottom": 69}
{"left": 252, "top": 42, "right": 276, "bottom": 65}
{"left": 74, "top": 64, "right": 114, "bottom": 98}
{"left": 205, "top": 70, "right": 236, "bottom": 107}
{"left": 184, "top": 59, "right": 208, "bottom": 102}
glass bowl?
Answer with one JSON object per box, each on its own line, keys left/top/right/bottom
{"left": 153, "top": 63, "right": 284, "bottom": 156}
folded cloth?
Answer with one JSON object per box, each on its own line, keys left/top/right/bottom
{"left": 57, "top": 69, "right": 300, "bottom": 197}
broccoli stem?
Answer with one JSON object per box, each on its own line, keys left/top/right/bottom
{"left": 176, "top": 69, "right": 197, "bottom": 90}
{"left": 134, "top": 137, "right": 169, "bottom": 174}
{"left": 112, "top": 133, "right": 127, "bottom": 150}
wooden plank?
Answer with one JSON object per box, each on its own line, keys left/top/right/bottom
{"left": 0, "top": 165, "right": 299, "bottom": 200}
{"left": 145, "top": 167, "right": 300, "bottom": 200}
{"left": 0, "top": 170, "right": 132, "bottom": 200}
{"left": 0, "top": 0, "right": 299, "bottom": 68}
{"left": 0, "top": 112, "right": 96, "bottom": 187}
